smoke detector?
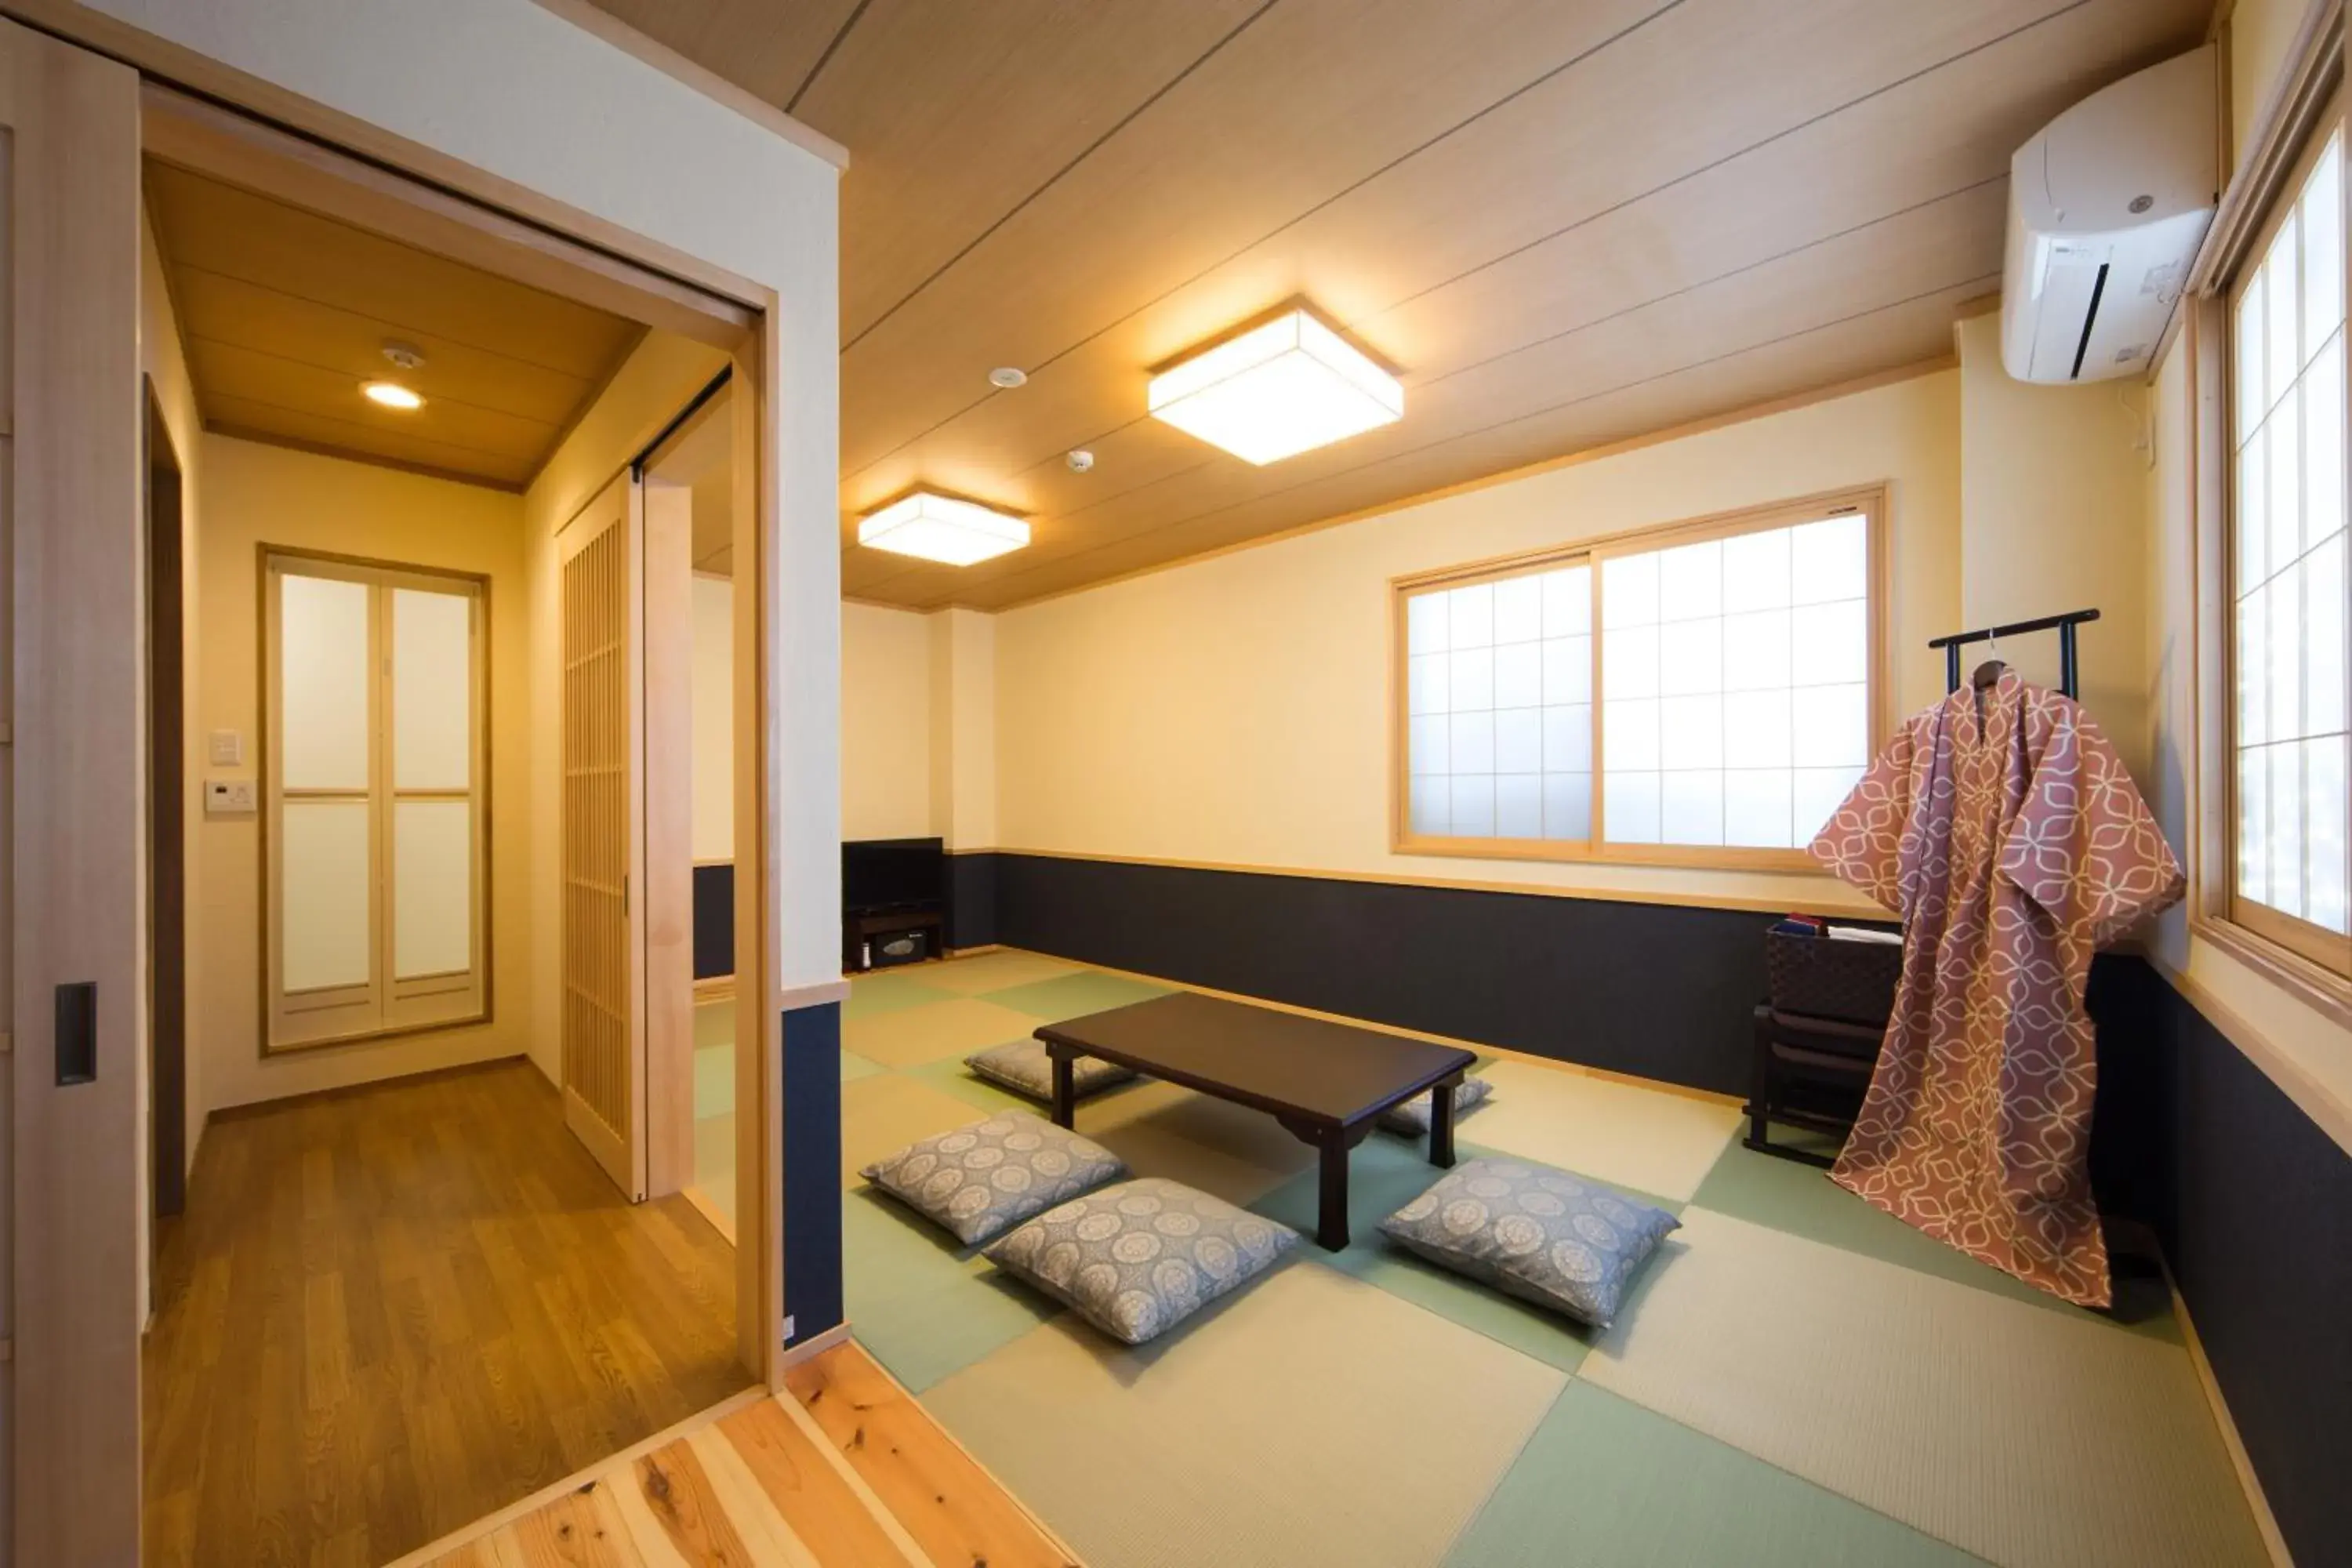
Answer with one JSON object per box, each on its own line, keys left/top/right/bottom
{"left": 383, "top": 340, "right": 426, "bottom": 371}
{"left": 989, "top": 366, "right": 1028, "bottom": 389}
{"left": 1065, "top": 448, "right": 1095, "bottom": 474}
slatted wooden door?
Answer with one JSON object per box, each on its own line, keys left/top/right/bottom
{"left": 560, "top": 474, "right": 648, "bottom": 1199}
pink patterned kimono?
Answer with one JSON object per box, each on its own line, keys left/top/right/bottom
{"left": 1808, "top": 669, "right": 2182, "bottom": 1307}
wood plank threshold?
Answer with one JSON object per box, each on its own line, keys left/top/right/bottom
{"left": 397, "top": 1341, "right": 1080, "bottom": 1567}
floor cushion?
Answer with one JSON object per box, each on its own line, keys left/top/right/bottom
{"left": 965, "top": 1038, "right": 1138, "bottom": 1103}
{"left": 1377, "top": 1073, "right": 1494, "bottom": 1134}
{"left": 1378, "top": 1157, "right": 1677, "bottom": 1327}
{"left": 860, "top": 1112, "right": 1126, "bottom": 1247}
{"left": 984, "top": 1177, "right": 1299, "bottom": 1345}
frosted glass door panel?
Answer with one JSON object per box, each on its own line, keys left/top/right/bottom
{"left": 283, "top": 800, "right": 372, "bottom": 991}
{"left": 394, "top": 587, "right": 474, "bottom": 789}
{"left": 279, "top": 574, "right": 371, "bottom": 789}
{"left": 394, "top": 799, "right": 473, "bottom": 978}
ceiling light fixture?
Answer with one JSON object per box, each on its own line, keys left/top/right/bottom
{"left": 857, "top": 491, "right": 1029, "bottom": 566}
{"left": 1147, "top": 307, "right": 1403, "bottom": 465}
{"left": 989, "top": 366, "right": 1029, "bottom": 389}
{"left": 362, "top": 381, "right": 424, "bottom": 411}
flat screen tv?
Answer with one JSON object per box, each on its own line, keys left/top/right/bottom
{"left": 843, "top": 837, "right": 944, "bottom": 914}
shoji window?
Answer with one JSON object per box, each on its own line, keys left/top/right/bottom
{"left": 265, "top": 554, "right": 488, "bottom": 1050}
{"left": 1394, "top": 490, "right": 1882, "bottom": 869}
{"left": 2229, "top": 124, "right": 2352, "bottom": 975}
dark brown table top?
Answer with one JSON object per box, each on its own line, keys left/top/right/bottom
{"left": 1035, "top": 992, "right": 1475, "bottom": 1130}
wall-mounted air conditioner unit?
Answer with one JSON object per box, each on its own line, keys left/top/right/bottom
{"left": 2001, "top": 46, "right": 2218, "bottom": 384}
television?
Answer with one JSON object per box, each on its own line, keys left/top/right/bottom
{"left": 842, "top": 837, "right": 944, "bottom": 914}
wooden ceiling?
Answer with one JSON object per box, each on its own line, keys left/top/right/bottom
{"left": 143, "top": 162, "right": 645, "bottom": 491}
{"left": 584, "top": 0, "right": 2210, "bottom": 608}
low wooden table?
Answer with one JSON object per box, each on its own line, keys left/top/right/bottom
{"left": 1036, "top": 993, "right": 1475, "bottom": 1250}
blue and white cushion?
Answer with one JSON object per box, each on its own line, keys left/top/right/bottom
{"left": 860, "top": 1112, "right": 1125, "bottom": 1247}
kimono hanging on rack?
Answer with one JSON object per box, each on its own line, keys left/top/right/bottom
{"left": 1808, "top": 666, "right": 2181, "bottom": 1307}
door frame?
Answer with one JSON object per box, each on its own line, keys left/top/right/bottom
{"left": 8, "top": 41, "right": 798, "bottom": 1559}
{"left": 144, "top": 381, "right": 187, "bottom": 1235}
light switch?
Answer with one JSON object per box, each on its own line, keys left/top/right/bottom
{"left": 205, "top": 778, "right": 258, "bottom": 816}
{"left": 208, "top": 729, "right": 243, "bottom": 766}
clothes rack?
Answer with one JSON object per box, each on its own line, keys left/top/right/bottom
{"left": 1926, "top": 608, "right": 2100, "bottom": 699}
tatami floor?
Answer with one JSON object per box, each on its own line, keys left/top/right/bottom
{"left": 143, "top": 1059, "right": 751, "bottom": 1567}
{"left": 844, "top": 950, "right": 2270, "bottom": 1568}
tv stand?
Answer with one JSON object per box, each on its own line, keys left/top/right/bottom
{"left": 844, "top": 907, "right": 942, "bottom": 972}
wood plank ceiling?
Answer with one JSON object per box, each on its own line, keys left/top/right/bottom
{"left": 143, "top": 161, "right": 646, "bottom": 491}
{"left": 583, "top": 0, "right": 2212, "bottom": 608}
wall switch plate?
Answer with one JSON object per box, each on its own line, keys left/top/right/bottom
{"left": 205, "top": 778, "right": 258, "bottom": 816}
{"left": 209, "top": 729, "right": 243, "bottom": 766}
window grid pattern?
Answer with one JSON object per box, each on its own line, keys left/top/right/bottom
{"left": 1601, "top": 515, "right": 1870, "bottom": 849}
{"left": 1406, "top": 562, "right": 1593, "bottom": 840}
{"left": 2234, "top": 129, "right": 2351, "bottom": 938}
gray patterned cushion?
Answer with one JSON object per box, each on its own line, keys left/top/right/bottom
{"left": 859, "top": 1112, "right": 1126, "bottom": 1247}
{"left": 1378, "top": 1157, "right": 1678, "bottom": 1327}
{"left": 964, "top": 1039, "right": 1138, "bottom": 1103}
{"left": 983, "top": 1177, "right": 1299, "bottom": 1345}
{"left": 1377, "top": 1074, "right": 1494, "bottom": 1134}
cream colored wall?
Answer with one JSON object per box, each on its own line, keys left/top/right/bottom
{"left": 1955, "top": 310, "right": 2158, "bottom": 783}
{"left": 842, "top": 601, "right": 936, "bottom": 840}
{"left": 191, "top": 435, "right": 531, "bottom": 1114}
{"left": 994, "top": 368, "right": 1962, "bottom": 913}
{"left": 929, "top": 608, "right": 997, "bottom": 851}
{"left": 692, "top": 574, "right": 735, "bottom": 862}
{"left": 2229, "top": 0, "right": 2306, "bottom": 172}
{"left": 524, "top": 332, "right": 729, "bottom": 1083}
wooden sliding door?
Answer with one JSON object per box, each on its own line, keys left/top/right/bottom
{"left": 560, "top": 474, "right": 649, "bottom": 1199}
{"left": 3, "top": 18, "right": 146, "bottom": 1563}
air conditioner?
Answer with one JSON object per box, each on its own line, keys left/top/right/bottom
{"left": 2001, "top": 46, "right": 2217, "bottom": 384}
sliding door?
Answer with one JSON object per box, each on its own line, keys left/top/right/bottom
{"left": 560, "top": 475, "right": 649, "bottom": 1199}
{"left": 3, "top": 19, "right": 146, "bottom": 1563}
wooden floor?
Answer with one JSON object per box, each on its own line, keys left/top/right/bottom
{"left": 143, "top": 1058, "right": 752, "bottom": 1567}
{"left": 403, "top": 1341, "right": 1079, "bottom": 1568}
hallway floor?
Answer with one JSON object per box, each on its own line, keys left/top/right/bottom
{"left": 143, "top": 1058, "right": 750, "bottom": 1567}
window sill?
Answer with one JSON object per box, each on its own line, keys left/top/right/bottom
{"left": 2188, "top": 916, "right": 2352, "bottom": 1033}
{"left": 1392, "top": 830, "right": 1821, "bottom": 875}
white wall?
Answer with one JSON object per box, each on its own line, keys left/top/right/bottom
{"left": 80, "top": 0, "right": 846, "bottom": 995}
{"left": 842, "top": 601, "right": 935, "bottom": 840}
{"left": 993, "top": 368, "right": 1963, "bottom": 913}
{"left": 192, "top": 436, "right": 533, "bottom": 1112}
{"left": 692, "top": 574, "right": 735, "bottom": 862}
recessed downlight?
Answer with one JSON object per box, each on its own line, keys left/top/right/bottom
{"left": 989, "top": 366, "right": 1029, "bottom": 389}
{"left": 363, "top": 381, "right": 424, "bottom": 411}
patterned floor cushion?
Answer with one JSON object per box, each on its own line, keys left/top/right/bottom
{"left": 860, "top": 1112, "right": 1126, "bottom": 1247}
{"left": 984, "top": 1177, "right": 1299, "bottom": 1345}
{"left": 1378, "top": 1156, "right": 1678, "bottom": 1327}
{"left": 1377, "top": 1073, "right": 1494, "bottom": 1134}
{"left": 965, "top": 1038, "right": 1138, "bottom": 1104}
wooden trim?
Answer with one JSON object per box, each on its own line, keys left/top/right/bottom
{"left": 376, "top": 1384, "right": 775, "bottom": 1568}
{"left": 2156, "top": 1246, "right": 2297, "bottom": 1567}
{"left": 2193, "top": 912, "right": 2352, "bottom": 1028}
{"left": 138, "top": 82, "right": 757, "bottom": 351}
{"left": 775, "top": 1319, "right": 853, "bottom": 1370}
{"left": 692, "top": 973, "right": 736, "bottom": 1002}
{"left": 521, "top": 0, "right": 848, "bottom": 171}
{"left": 207, "top": 423, "right": 529, "bottom": 496}
{"left": 779, "top": 977, "right": 854, "bottom": 1011}
{"left": 2154, "top": 948, "right": 2352, "bottom": 1155}
{"left": 978, "top": 845, "right": 1892, "bottom": 920}
{"left": 1388, "top": 485, "right": 1888, "bottom": 875}
{"left": 2192, "top": 0, "right": 2345, "bottom": 296}
{"left": 985, "top": 356, "right": 1955, "bottom": 612}
{"left": 644, "top": 476, "right": 695, "bottom": 1198}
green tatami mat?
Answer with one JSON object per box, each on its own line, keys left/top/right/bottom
{"left": 842, "top": 971, "right": 956, "bottom": 1021}
{"left": 843, "top": 1186, "right": 1058, "bottom": 1394}
{"left": 978, "top": 970, "right": 1173, "bottom": 1022}
{"left": 692, "top": 1043, "right": 731, "bottom": 1119}
{"left": 1446, "top": 1382, "right": 1981, "bottom": 1567}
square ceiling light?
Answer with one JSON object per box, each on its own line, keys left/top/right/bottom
{"left": 856, "top": 491, "right": 1030, "bottom": 566}
{"left": 1147, "top": 308, "right": 1403, "bottom": 465}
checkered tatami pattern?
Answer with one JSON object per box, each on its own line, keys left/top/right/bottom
{"left": 841, "top": 952, "right": 2267, "bottom": 1568}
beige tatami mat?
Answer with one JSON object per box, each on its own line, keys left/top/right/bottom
{"left": 846, "top": 996, "right": 1049, "bottom": 1069}
{"left": 1580, "top": 1208, "right": 2268, "bottom": 1568}
{"left": 1466, "top": 1058, "right": 1740, "bottom": 1201}
{"left": 916, "top": 950, "right": 1085, "bottom": 994}
{"left": 925, "top": 1260, "right": 1565, "bottom": 1568}
{"left": 840, "top": 1073, "right": 1007, "bottom": 1182}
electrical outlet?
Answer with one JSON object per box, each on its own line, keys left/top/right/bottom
{"left": 205, "top": 778, "right": 258, "bottom": 816}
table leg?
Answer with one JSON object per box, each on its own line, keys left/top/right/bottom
{"left": 1048, "top": 1049, "right": 1076, "bottom": 1130}
{"left": 1429, "top": 1079, "right": 1457, "bottom": 1169}
{"left": 1317, "top": 1134, "right": 1350, "bottom": 1251}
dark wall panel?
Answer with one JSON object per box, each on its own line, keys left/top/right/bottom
{"left": 692, "top": 862, "right": 733, "bottom": 980}
{"left": 993, "top": 851, "right": 1785, "bottom": 1095}
{"left": 946, "top": 851, "right": 998, "bottom": 950}
{"left": 780, "top": 999, "right": 843, "bottom": 1345}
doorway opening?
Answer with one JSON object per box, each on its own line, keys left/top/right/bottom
{"left": 132, "top": 92, "right": 773, "bottom": 1566}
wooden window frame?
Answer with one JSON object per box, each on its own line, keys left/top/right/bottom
{"left": 2187, "top": 1, "right": 2352, "bottom": 1025}
{"left": 1389, "top": 483, "right": 1889, "bottom": 872}
{"left": 260, "top": 546, "right": 492, "bottom": 1053}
